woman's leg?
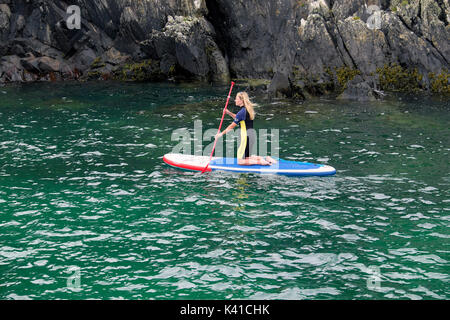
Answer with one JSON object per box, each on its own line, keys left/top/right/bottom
{"left": 248, "top": 155, "right": 265, "bottom": 162}
{"left": 237, "top": 136, "right": 273, "bottom": 166}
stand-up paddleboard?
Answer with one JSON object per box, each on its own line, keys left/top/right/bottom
{"left": 163, "top": 153, "right": 336, "bottom": 176}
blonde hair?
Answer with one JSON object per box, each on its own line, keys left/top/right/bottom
{"left": 237, "top": 92, "right": 256, "bottom": 120}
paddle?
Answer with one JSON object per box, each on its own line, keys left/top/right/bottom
{"left": 201, "top": 81, "right": 235, "bottom": 173}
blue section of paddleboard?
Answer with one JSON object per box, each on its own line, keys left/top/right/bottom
{"left": 209, "top": 158, "right": 335, "bottom": 176}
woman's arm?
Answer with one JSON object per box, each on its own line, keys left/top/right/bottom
{"left": 216, "top": 122, "right": 237, "bottom": 139}
{"left": 226, "top": 110, "right": 236, "bottom": 119}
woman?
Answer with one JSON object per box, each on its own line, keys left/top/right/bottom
{"left": 215, "top": 92, "right": 277, "bottom": 166}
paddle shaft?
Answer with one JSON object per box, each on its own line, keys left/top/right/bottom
{"left": 201, "top": 82, "right": 235, "bottom": 173}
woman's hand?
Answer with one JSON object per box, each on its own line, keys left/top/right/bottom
{"left": 215, "top": 132, "right": 223, "bottom": 140}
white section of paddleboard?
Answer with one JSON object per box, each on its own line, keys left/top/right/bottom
{"left": 166, "top": 153, "right": 216, "bottom": 166}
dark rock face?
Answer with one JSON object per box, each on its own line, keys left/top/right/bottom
{"left": 205, "top": 0, "right": 298, "bottom": 79}
{"left": 337, "top": 75, "right": 377, "bottom": 101}
{"left": 0, "top": 0, "right": 448, "bottom": 96}
{"left": 268, "top": 72, "right": 292, "bottom": 98}
{"left": 143, "top": 15, "right": 229, "bottom": 81}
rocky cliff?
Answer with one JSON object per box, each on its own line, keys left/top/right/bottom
{"left": 0, "top": 0, "right": 449, "bottom": 98}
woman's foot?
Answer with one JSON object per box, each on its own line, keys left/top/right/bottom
{"left": 265, "top": 156, "right": 277, "bottom": 165}
{"left": 252, "top": 156, "right": 271, "bottom": 166}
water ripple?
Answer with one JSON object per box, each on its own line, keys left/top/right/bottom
{"left": 0, "top": 83, "right": 448, "bottom": 299}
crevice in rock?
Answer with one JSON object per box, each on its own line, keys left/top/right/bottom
{"left": 204, "top": 0, "right": 233, "bottom": 76}
{"left": 435, "top": 0, "right": 449, "bottom": 26}
{"left": 381, "top": 27, "right": 394, "bottom": 61}
{"left": 418, "top": 0, "right": 422, "bottom": 20}
{"left": 424, "top": 38, "right": 449, "bottom": 65}
{"left": 63, "top": 31, "right": 84, "bottom": 59}
{"left": 397, "top": 11, "right": 423, "bottom": 37}
{"left": 381, "top": 0, "right": 391, "bottom": 11}
{"left": 47, "top": 1, "right": 92, "bottom": 58}
{"left": 397, "top": 12, "right": 449, "bottom": 65}
{"left": 328, "top": 12, "right": 359, "bottom": 70}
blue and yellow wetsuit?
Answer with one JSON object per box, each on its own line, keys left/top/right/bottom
{"left": 233, "top": 107, "right": 254, "bottom": 159}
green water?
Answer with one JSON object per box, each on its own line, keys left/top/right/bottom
{"left": 0, "top": 82, "right": 448, "bottom": 300}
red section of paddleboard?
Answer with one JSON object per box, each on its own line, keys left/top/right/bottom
{"left": 163, "top": 155, "right": 212, "bottom": 172}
